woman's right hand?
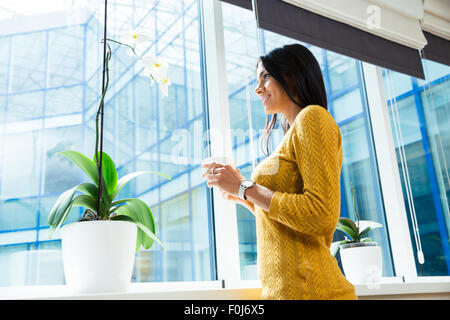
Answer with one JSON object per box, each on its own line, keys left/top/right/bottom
{"left": 220, "top": 190, "right": 255, "bottom": 215}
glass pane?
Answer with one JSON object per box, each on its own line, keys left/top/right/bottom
{"left": 332, "top": 88, "right": 363, "bottom": 124}
{"left": 47, "top": 27, "right": 84, "bottom": 88}
{"left": 0, "top": 38, "right": 9, "bottom": 94}
{"left": 6, "top": 91, "right": 43, "bottom": 122}
{"left": 42, "top": 125, "right": 83, "bottom": 195}
{"left": 45, "top": 86, "right": 83, "bottom": 117}
{"left": 0, "top": 130, "right": 42, "bottom": 199}
{"left": 0, "top": 197, "right": 38, "bottom": 231}
{"left": 10, "top": 32, "right": 46, "bottom": 93}
{"left": 383, "top": 61, "right": 450, "bottom": 276}
{"left": 326, "top": 51, "right": 358, "bottom": 94}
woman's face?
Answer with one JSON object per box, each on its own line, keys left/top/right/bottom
{"left": 254, "top": 61, "right": 292, "bottom": 114}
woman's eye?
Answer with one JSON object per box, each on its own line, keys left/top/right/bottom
{"left": 263, "top": 73, "right": 270, "bottom": 79}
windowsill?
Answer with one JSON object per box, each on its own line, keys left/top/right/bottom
{"left": 1, "top": 279, "right": 449, "bottom": 300}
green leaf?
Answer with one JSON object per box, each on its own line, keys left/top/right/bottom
{"left": 361, "top": 237, "right": 374, "bottom": 242}
{"left": 113, "top": 202, "right": 143, "bottom": 251}
{"left": 77, "top": 182, "right": 98, "bottom": 199}
{"left": 111, "top": 171, "right": 171, "bottom": 200}
{"left": 338, "top": 217, "right": 359, "bottom": 233}
{"left": 60, "top": 151, "right": 98, "bottom": 186}
{"left": 93, "top": 151, "right": 117, "bottom": 197}
{"left": 76, "top": 182, "right": 111, "bottom": 216}
{"left": 72, "top": 194, "right": 98, "bottom": 212}
{"left": 358, "top": 226, "right": 372, "bottom": 240}
{"left": 336, "top": 224, "right": 356, "bottom": 241}
{"left": 111, "top": 198, "right": 136, "bottom": 207}
{"left": 48, "top": 186, "right": 78, "bottom": 237}
{"left": 112, "top": 214, "right": 165, "bottom": 252}
{"left": 113, "top": 199, "right": 161, "bottom": 251}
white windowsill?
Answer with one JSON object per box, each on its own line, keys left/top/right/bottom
{"left": 1, "top": 279, "right": 449, "bottom": 300}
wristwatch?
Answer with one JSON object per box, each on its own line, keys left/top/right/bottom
{"left": 239, "top": 180, "right": 255, "bottom": 200}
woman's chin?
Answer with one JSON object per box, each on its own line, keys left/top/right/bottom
{"left": 263, "top": 105, "right": 276, "bottom": 114}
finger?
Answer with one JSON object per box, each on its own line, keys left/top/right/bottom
{"left": 201, "top": 167, "right": 220, "bottom": 179}
{"left": 206, "top": 179, "right": 219, "bottom": 188}
{"left": 201, "top": 161, "right": 216, "bottom": 168}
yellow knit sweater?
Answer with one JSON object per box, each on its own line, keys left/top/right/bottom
{"left": 250, "top": 105, "right": 357, "bottom": 300}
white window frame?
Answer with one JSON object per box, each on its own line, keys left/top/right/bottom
{"left": 201, "top": 0, "right": 242, "bottom": 284}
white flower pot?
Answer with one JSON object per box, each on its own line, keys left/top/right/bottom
{"left": 61, "top": 220, "right": 137, "bottom": 294}
{"left": 339, "top": 242, "right": 382, "bottom": 285}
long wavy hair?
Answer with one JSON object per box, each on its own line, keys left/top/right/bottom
{"left": 258, "top": 43, "right": 328, "bottom": 156}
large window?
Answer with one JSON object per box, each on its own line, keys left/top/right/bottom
{"left": 383, "top": 60, "right": 450, "bottom": 276}
{"left": 0, "top": 0, "right": 214, "bottom": 286}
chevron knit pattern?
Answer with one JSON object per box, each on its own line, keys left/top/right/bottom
{"left": 251, "top": 105, "right": 357, "bottom": 300}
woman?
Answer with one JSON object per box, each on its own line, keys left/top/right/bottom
{"left": 201, "top": 44, "right": 357, "bottom": 300}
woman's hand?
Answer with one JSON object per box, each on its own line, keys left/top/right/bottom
{"left": 201, "top": 163, "right": 255, "bottom": 214}
{"left": 220, "top": 190, "right": 255, "bottom": 214}
{"left": 201, "top": 162, "right": 245, "bottom": 196}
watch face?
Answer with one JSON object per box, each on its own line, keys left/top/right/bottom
{"left": 243, "top": 180, "right": 253, "bottom": 188}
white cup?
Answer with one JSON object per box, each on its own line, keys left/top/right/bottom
{"left": 201, "top": 156, "right": 236, "bottom": 170}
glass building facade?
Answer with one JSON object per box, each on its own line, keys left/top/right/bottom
{"left": 0, "top": 0, "right": 449, "bottom": 286}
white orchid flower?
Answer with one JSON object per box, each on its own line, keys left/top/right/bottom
{"left": 158, "top": 77, "right": 171, "bottom": 97}
{"left": 119, "top": 29, "right": 152, "bottom": 48}
{"left": 141, "top": 54, "right": 171, "bottom": 96}
{"left": 141, "top": 55, "right": 169, "bottom": 79}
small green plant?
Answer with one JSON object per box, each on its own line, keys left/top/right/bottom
{"left": 330, "top": 183, "right": 382, "bottom": 257}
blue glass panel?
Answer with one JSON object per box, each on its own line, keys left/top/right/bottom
{"left": 0, "top": 37, "right": 9, "bottom": 94}
{"left": 47, "top": 27, "right": 84, "bottom": 88}
{"left": 0, "top": 197, "right": 38, "bottom": 231}
{"left": 10, "top": 32, "right": 46, "bottom": 93}
{"left": 333, "top": 89, "right": 363, "bottom": 124}
{"left": 45, "top": 85, "right": 83, "bottom": 117}
{"left": 7, "top": 91, "right": 43, "bottom": 122}
{"left": 326, "top": 51, "right": 358, "bottom": 94}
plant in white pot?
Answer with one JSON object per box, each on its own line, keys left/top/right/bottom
{"left": 330, "top": 184, "right": 383, "bottom": 285}
{"left": 47, "top": 1, "right": 171, "bottom": 294}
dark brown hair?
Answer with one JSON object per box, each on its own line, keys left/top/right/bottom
{"left": 258, "top": 44, "right": 328, "bottom": 155}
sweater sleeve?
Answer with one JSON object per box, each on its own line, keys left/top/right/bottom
{"left": 267, "top": 106, "right": 342, "bottom": 237}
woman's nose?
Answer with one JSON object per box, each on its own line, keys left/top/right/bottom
{"left": 254, "top": 84, "right": 264, "bottom": 95}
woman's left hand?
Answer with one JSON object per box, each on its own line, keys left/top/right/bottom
{"left": 201, "top": 162, "right": 245, "bottom": 196}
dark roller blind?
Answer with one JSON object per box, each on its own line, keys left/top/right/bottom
{"left": 220, "top": 0, "right": 426, "bottom": 79}
{"left": 220, "top": 0, "right": 252, "bottom": 10}
{"left": 422, "top": 31, "right": 450, "bottom": 67}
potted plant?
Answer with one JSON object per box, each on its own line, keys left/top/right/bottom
{"left": 47, "top": 3, "right": 171, "bottom": 294}
{"left": 330, "top": 184, "right": 383, "bottom": 284}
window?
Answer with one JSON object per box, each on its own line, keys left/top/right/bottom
{"left": 383, "top": 60, "right": 450, "bottom": 276}
{"left": 0, "top": 0, "right": 214, "bottom": 286}
{"left": 1, "top": 0, "right": 449, "bottom": 290}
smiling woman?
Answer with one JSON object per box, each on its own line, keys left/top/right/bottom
{"left": 202, "top": 43, "right": 357, "bottom": 300}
